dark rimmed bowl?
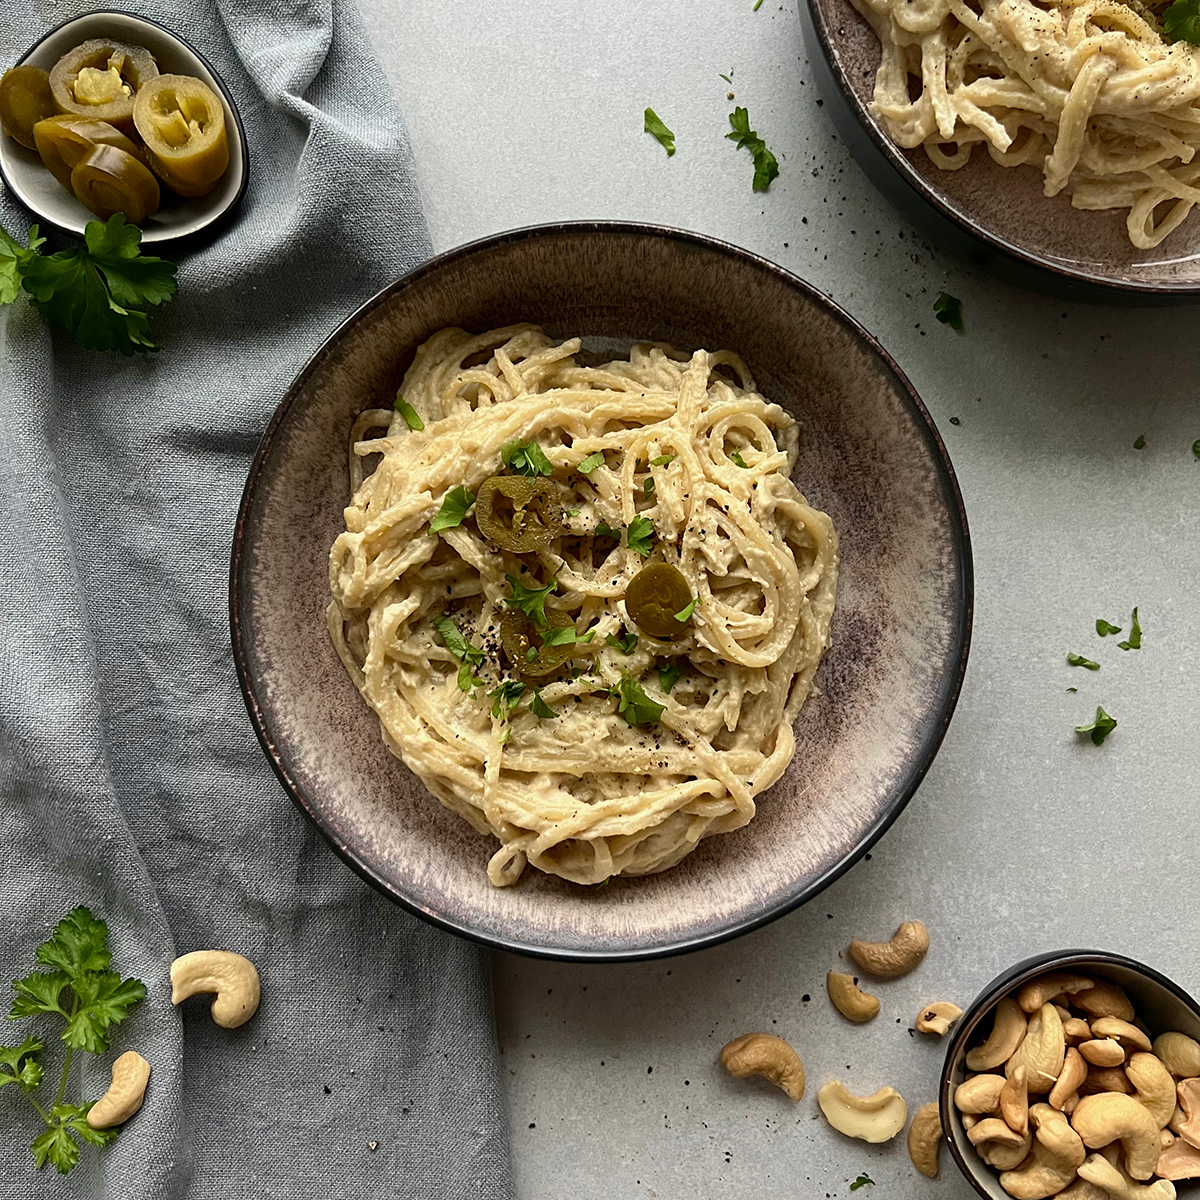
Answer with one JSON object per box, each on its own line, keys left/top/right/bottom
{"left": 798, "top": 0, "right": 1200, "bottom": 299}
{"left": 230, "top": 221, "right": 972, "bottom": 961}
{"left": 0, "top": 10, "right": 248, "bottom": 244}
{"left": 941, "top": 950, "right": 1200, "bottom": 1198}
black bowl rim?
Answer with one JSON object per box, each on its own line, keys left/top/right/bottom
{"left": 229, "top": 219, "right": 975, "bottom": 962}
{"left": 938, "top": 948, "right": 1200, "bottom": 1198}
{"left": 801, "top": 0, "right": 1200, "bottom": 296}
{"left": 1, "top": 9, "right": 249, "bottom": 247}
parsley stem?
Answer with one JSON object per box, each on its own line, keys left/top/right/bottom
{"left": 28, "top": 1094, "right": 52, "bottom": 1125}
{"left": 53, "top": 993, "right": 80, "bottom": 1108}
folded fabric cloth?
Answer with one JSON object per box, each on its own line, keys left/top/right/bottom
{"left": 0, "top": 2, "right": 513, "bottom": 1196}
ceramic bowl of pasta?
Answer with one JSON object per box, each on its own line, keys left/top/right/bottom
{"left": 798, "top": 0, "right": 1200, "bottom": 293}
{"left": 231, "top": 223, "right": 972, "bottom": 960}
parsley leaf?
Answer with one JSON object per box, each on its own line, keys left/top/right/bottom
{"left": 62, "top": 973, "right": 145, "bottom": 1054}
{"left": 1096, "top": 618, "right": 1122, "bottom": 636}
{"left": 1076, "top": 706, "right": 1117, "bottom": 746}
{"left": 606, "top": 631, "right": 639, "bottom": 654}
{"left": 1164, "top": 0, "right": 1200, "bottom": 43}
{"left": 1118, "top": 607, "right": 1142, "bottom": 651}
{"left": 457, "top": 662, "right": 483, "bottom": 693}
{"left": 613, "top": 675, "right": 665, "bottom": 726}
{"left": 643, "top": 108, "right": 676, "bottom": 156}
{"left": 1067, "top": 653, "right": 1100, "bottom": 671}
{"left": 850, "top": 1176, "right": 874, "bottom": 1191}
{"left": 489, "top": 680, "right": 526, "bottom": 719}
{"left": 0, "top": 224, "right": 44, "bottom": 305}
{"left": 429, "top": 485, "right": 475, "bottom": 534}
{"left": 35, "top": 908, "right": 112, "bottom": 978}
{"left": 644, "top": 477, "right": 655, "bottom": 499}
{"left": 578, "top": 451, "right": 605, "bottom": 474}
{"left": 730, "top": 450, "right": 749, "bottom": 468}
{"left": 1133, "top": 433, "right": 1146, "bottom": 450}
{"left": 0, "top": 1036, "right": 43, "bottom": 1092}
{"left": 541, "top": 624, "right": 593, "bottom": 648}
{"left": 658, "top": 661, "right": 682, "bottom": 693}
{"left": 933, "top": 292, "right": 964, "bottom": 331}
{"left": 9, "top": 972, "right": 70, "bottom": 1020}
{"left": 594, "top": 521, "right": 621, "bottom": 539}
{"left": 627, "top": 515, "right": 654, "bottom": 557}
{"left": 395, "top": 397, "right": 424, "bottom": 431}
{"left": 501, "top": 440, "right": 554, "bottom": 477}
{"left": 432, "top": 614, "right": 485, "bottom": 669}
{"left": 726, "top": 106, "right": 779, "bottom": 192}
{"left": 505, "top": 575, "right": 558, "bottom": 627}
{"left": 754, "top": 0, "right": 765, "bottom": 9}
{"left": 674, "top": 596, "right": 699, "bottom": 623}
{"left": 530, "top": 689, "right": 557, "bottom": 719}
{"left": 32, "top": 1122, "right": 79, "bottom": 1175}
{"left": 649, "top": 454, "right": 674, "bottom": 467}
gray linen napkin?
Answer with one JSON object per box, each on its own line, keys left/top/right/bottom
{"left": 0, "top": 2, "right": 513, "bottom": 1196}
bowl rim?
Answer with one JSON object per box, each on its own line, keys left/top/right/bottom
{"left": 228, "top": 219, "right": 975, "bottom": 962}
{"left": 0, "top": 8, "right": 249, "bottom": 246}
{"left": 938, "top": 948, "right": 1200, "bottom": 1197}
{"left": 800, "top": 0, "right": 1200, "bottom": 296}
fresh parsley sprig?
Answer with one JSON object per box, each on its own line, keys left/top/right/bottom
{"left": 1164, "top": 0, "right": 1200, "bottom": 44}
{"left": 501, "top": 440, "right": 554, "bottom": 478}
{"left": 505, "top": 575, "right": 558, "bottom": 627}
{"left": 727, "top": 106, "right": 779, "bottom": 192}
{"left": 432, "top": 614, "right": 485, "bottom": 692}
{"left": 3, "top": 907, "right": 145, "bottom": 1174}
{"left": 613, "top": 675, "right": 665, "bottom": 726}
{"left": 626, "top": 515, "right": 655, "bottom": 557}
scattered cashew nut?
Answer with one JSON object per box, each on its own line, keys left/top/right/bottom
{"left": 1078, "top": 1151, "right": 1178, "bottom": 1198}
{"left": 1070, "top": 1092, "right": 1162, "bottom": 1179}
{"left": 847, "top": 921, "right": 929, "bottom": 980}
{"left": 970, "top": 1116, "right": 1033, "bottom": 1170}
{"left": 1051, "top": 1048, "right": 1090, "bottom": 1112}
{"left": 817, "top": 1080, "right": 907, "bottom": 1142}
{"left": 1081, "top": 1039, "right": 1128, "bottom": 1069}
{"left": 1018, "top": 974, "right": 1097, "bottom": 1014}
{"left": 1175, "top": 1077, "right": 1200, "bottom": 1148}
{"left": 1125, "top": 1052, "right": 1177, "bottom": 1129}
{"left": 719, "top": 1033, "right": 805, "bottom": 1101}
{"left": 826, "top": 971, "right": 880, "bottom": 1024}
{"left": 956, "top": 1073, "right": 1008, "bottom": 1114}
{"left": 999, "top": 1104, "right": 1086, "bottom": 1198}
{"left": 1008, "top": 1003, "right": 1066, "bottom": 1092}
{"left": 1151, "top": 1033, "right": 1200, "bottom": 1079}
{"left": 907, "top": 1100, "right": 942, "bottom": 1178}
{"left": 968, "top": 998, "right": 1029, "bottom": 1072}
{"left": 86, "top": 1050, "right": 151, "bottom": 1129}
{"left": 170, "top": 950, "right": 261, "bottom": 1029}
{"left": 917, "top": 1001, "right": 963, "bottom": 1037}
{"left": 1157, "top": 1137, "right": 1200, "bottom": 1180}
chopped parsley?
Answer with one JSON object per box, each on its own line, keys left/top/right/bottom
{"left": 489, "top": 680, "right": 527, "bottom": 719}
{"left": 1067, "top": 653, "right": 1100, "bottom": 671}
{"left": 541, "top": 624, "right": 594, "bottom": 648}
{"left": 719, "top": 72, "right": 733, "bottom": 84}
{"left": 674, "top": 596, "right": 699, "bottom": 623}
{"left": 595, "top": 521, "right": 621, "bottom": 539}
{"left": 1118, "top": 606, "right": 1142, "bottom": 651}
{"left": 753, "top": 0, "right": 764, "bottom": 9}
{"left": 432, "top": 614, "right": 485, "bottom": 691}
{"left": 644, "top": 477, "right": 655, "bottom": 499}
{"left": 394, "top": 397, "right": 424, "bottom": 431}
{"left": 1096, "top": 618, "right": 1122, "bottom": 637}
{"left": 933, "top": 292, "right": 964, "bottom": 331}
{"left": 643, "top": 108, "right": 676, "bottom": 157}
{"left": 658, "top": 661, "right": 682, "bottom": 693}
{"left": 1133, "top": 433, "right": 1146, "bottom": 450}
{"left": 505, "top": 574, "right": 558, "bottom": 627}
{"left": 730, "top": 450, "right": 749, "bottom": 468}
{"left": 606, "top": 631, "right": 639, "bottom": 654}
{"left": 530, "top": 689, "right": 557, "bottom": 719}
{"left": 613, "top": 675, "right": 665, "bottom": 726}
{"left": 849, "top": 1176, "right": 874, "bottom": 1192}
{"left": 501, "top": 439, "right": 554, "bottom": 477}
{"left": 1164, "top": 0, "right": 1200, "bottom": 44}
{"left": 650, "top": 454, "right": 675, "bottom": 467}
{"left": 627, "top": 515, "right": 655, "bottom": 557}
{"left": 1076, "top": 705, "right": 1117, "bottom": 746}
{"left": 726, "top": 106, "right": 779, "bottom": 192}
{"left": 564, "top": 507, "right": 580, "bottom": 518}
{"left": 577, "top": 451, "right": 605, "bottom": 474}
{"left": 429, "top": 485, "right": 475, "bottom": 534}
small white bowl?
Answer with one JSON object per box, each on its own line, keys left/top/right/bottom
{"left": 0, "top": 10, "right": 247, "bottom": 244}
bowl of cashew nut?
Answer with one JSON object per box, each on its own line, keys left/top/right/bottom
{"left": 941, "top": 952, "right": 1200, "bottom": 1200}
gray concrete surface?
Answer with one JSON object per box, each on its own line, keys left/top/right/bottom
{"left": 357, "top": 1, "right": 1200, "bottom": 1195}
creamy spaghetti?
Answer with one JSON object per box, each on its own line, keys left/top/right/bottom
{"left": 328, "top": 325, "right": 838, "bottom": 887}
{"left": 852, "top": 0, "right": 1200, "bottom": 247}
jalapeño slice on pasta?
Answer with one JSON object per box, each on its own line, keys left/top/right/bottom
{"left": 476, "top": 475, "right": 562, "bottom": 553}
{"left": 501, "top": 609, "right": 575, "bottom": 679}
{"left": 625, "top": 564, "right": 693, "bottom": 639}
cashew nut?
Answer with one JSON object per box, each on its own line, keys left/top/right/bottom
{"left": 846, "top": 921, "right": 929, "bottom": 980}
{"left": 917, "top": 1001, "right": 963, "bottom": 1037}
{"left": 1070, "top": 1092, "right": 1162, "bottom": 1179}
{"left": 968, "top": 998, "right": 1029, "bottom": 1072}
{"left": 1151, "top": 1032, "right": 1200, "bottom": 1079}
{"left": 1157, "top": 1137, "right": 1200, "bottom": 1180}
{"left": 1081, "top": 1039, "right": 1129, "bottom": 1068}
{"left": 1058, "top": 1179, "right": 1113, "bottom": 1200}
{"left": 1066, "top": 1018, "right": 1097, "bottom": 1044}
{"left": 963, "top": 1112, "right": 981, "bottom": 1131}
{"left": 907, "top": 1101, "right": 942, "bottom": 1178}
{"left": 1175, "top": 1077, "right": 1200, "bottom": 1148}
{"left": 170, "top": 950, "right": 260, "bottom": 1028}
{"left": 1002, "top": 1065, "right": 1031, "bottom": 1136}
{"left": 85, "top": 1050, "right": 151, "bottom": 1129}
{"left": 1008, "top": 1003, "right": 1066, "bottom": 1092}
{"left": 1077, "top": 1151, "right": 1178, "bottom": 1199}
{"left": 1018, "top": 974, "right": 1097, "bottom": 1014}
{"left": 970, "top": 1116, "right": 1033, "bottom": 1170}
{"left": 956, "top": 1073, "right": 1008, "bottom": 1114}
{"left": 1124, "top": 1053, "right": 1177, "bottom": 1129}
{"left": 826, "top": 972, "right": 880, "bottom": 1023}
{"left": 999, "top": 1104, "right": 1086, "bottom": 1198}
{"left": 719, "top": 1033, "right": 805, "bottom": 1101}
{"left": 1052, "top": 1049, "right": 1090, "bottom": 1112}
{"left": 1162, "top": 1129, "right": 1178, "bottom": 1150}
{"left": 817, "top": 1080, "right": 907, "bottom": 1142}
{"left": 1084, "top": 1068, "right": 1135, "bottom": 1096}
{"left": 1092, "top": 1019, "right": 1153, "bottom": 1056}
{"left": 1075, "top": 983, "right": 1136, "bottom": 1023}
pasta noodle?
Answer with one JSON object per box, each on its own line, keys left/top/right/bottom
{"left": 851, "top": 0, "right": 1200, "bottom": 247}
{"left": 327, "top": 325, "right": 838, "bottom": 887}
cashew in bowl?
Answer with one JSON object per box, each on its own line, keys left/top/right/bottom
{"left": 917, "top": 1001, "right": 963, "bottom": 1037}
{"left": 1008, "top": 1003, "right": 1066, "bottom": 1091}
{"left": 1078, "top": 1150, "right": 1178, "bottom": 1198}
{"left": 170, "top": 949, "right": 260, "bottom": 1028}
{"left": 957, "top": 1073, "right": 1008, "bottom": 1114}
{"left": 1082, "top": 1039, "right": 1129, "bottom": 1068}
{"left": 1152, "top": 1033, "right": 1200, "bottom": 1079}
{"left": 1158, "top": 1137, "right": 1200, "bottom": 1180}
{"left": 970, "top": 1117, "right": 1034, "bottom": 1170}
{"left": 999, "top": 1104, "right": 1086, "bottom": 1199}
{"left": 1176, "top": 1078, "right": 1200, "bottom": 1147}
{"left": 1085, "top": 1068, "right": 1136, "bottom": 1096}
{"left": 1051, "top": 1049, "right": 1090, "bottom": 1112}
{"left": 1125, "top": 1053, "right": 1177, "bottom": 1129}
{"left": 908, "top": 1101, "right": 942, "bottom": 1178}
{"left": 1093, "top": 1019, "right": 1153, "bottom": 1056}
{"left": 826, "top": 971, "right": 880, "bottom": 1023}
{"left": 1002, "top": 1065, "right": 1031, "bottom": 1136}
{"left": 719, "top": 1033, "right": 805, "bottom": 1101}
{"left": 1071, "top": 1093, "right": 1162, "bottom": 1179}
{"left": 817, "top": 1080, "right": 907, "bottom": 1142}
{"left": 968, "top": 998, "right": 1030, "bottom": 1072}
{"left": 86, "top": 1050, "right": 150, "bottom": 1129}
{"left": 847, "top": 920, "right": 929, "bottom": 980}
{"left": 1074, "top": 983, "right": 1136, "bottom": 1023}
{"left": 1019, "top": 975, "right": 1097, "bottom": 1014}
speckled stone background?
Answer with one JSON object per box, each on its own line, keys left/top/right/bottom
{"left": 355, "top": 2, "right": 1200, "bottom": 1196}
